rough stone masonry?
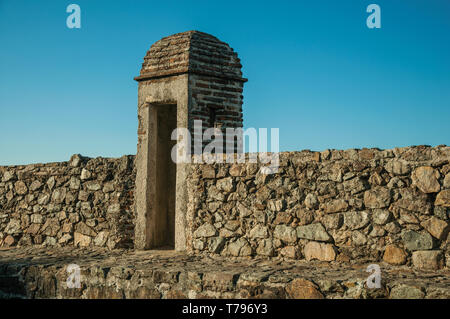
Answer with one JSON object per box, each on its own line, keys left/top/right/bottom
{"left": 0, "top": 154, "right": 135, "bottom": 250}
{"left": 0, "top": 31, "right": 449, "bottom": 299}
{"left": 185, "top": 146, "right": 450, "bottom": 271}
{"left": 1, "top": 145, "right": 449, "bottom": 300}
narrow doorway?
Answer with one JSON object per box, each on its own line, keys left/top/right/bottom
{"left": 151, "top": 103, "right": 177, "bottom": 248}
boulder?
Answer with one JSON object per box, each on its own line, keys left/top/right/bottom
{"left": 411, "top": 166, "right": 440, "bottom": 193}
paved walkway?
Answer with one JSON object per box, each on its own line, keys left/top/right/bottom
{"left": 0, "top": 246, "right": 449, "bottom": 299}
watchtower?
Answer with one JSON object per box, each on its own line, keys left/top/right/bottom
{"left": 134, "top": 31, "right": 247, "bottom": 250}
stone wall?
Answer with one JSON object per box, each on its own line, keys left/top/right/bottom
{"left": 0, "top": 154, "right": 135, "bottom": 249}
{"left": 186, "top": 146, "right": 450, "bottom": 270}
{"left": 2, "top": 146, "right": 449, "bottom": 271}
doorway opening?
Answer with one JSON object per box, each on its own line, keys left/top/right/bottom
{"left": 151, "top": 103, "right": 177, "bottom": 248}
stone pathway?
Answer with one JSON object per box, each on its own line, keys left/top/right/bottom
{"left": 0, "top": 246, "right": 448, "bottom": 299}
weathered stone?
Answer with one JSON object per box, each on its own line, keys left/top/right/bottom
{"left": 74, "top": 232, "right": 91, "bottom": 247}
{"left": 58, "top": 234, "right": 72, "bottom": 244}
{"left": 383, "top": 245, "right": 407, "bottom": 265}
{"left": 229, "top": 164, "right": 245, "bottom": 177}
{"left": 268, "top": 199, "right": 285, "bottom": 212}
{"left": 255, "top": 186, "right": 271, "bottom": 202}
{"left": 51, "top": 188, "right": 66, "bottom": 204}
{"left": 236, "top": 203, "right": 251, "bottom": 218}
{"left": 343, "top": 177, "right": 368, "bottom": 194}
{"left": 321, "top": 213, "right": 343, "bottom": 230}
{"left": 433, "top": 206, "right": 448, "bottom": 220}
{"left": 369, "top": 171, "right": 384, "bottom": 186}
{"left": 81, "top": 168, "right": 92, "bottom": 180}
{"left": 385, "top": 161, "right": 410, "bottom": 175}
{"left": 304, "top": 193, "right": 318, "bottom": 209}
{"left": 227, "top": 238, "right": 252, "bottom": 256}
{"left": 273, "top": 225, "right": 297, "bottom": 243}
{"left": 70, "top": 154, "right": 82, "bottom": 167}
{"left": 41, "top": 218, "right": 60, "bottom": 237}
{"left": 322, "top": 199, "right": 348, "bottom": 213}
{"left": 399, "top": 211, "right": 419, "bottom": 224}
{"left": 296, "top": 223, "right": 331, "bottom": 242}
{"left": 421, "top": 217, "right": 449, "bottom": 240}
{"left": 203, "top": 272, "right": 239, "bottom": 292}
{"left": 208, "top": 236, "right": 225, "bottom": 253}
{"left": 387, "top": 176, "right": 406, "bottom": 189}
{"left": 86, "top": 217, "right": 97, "bottom": 228}
{"left": 84, "top": 287, "right": 123, "bottom": 299}
{"left": 5, "top": 190, "right": 14, "bottom": 201}
{"left": 31, "top": 214, "right": 43, "bottom": 224}
{"left": 26, "top": 224, "right": 41, "bottom": 235}
{"left": 279, "top": 246, "right": 298, "bottom": 259}
{"left": 201, "top": 166, "right": 216, "bottom": 179}
{"left": 69, "top": 177, "right": 81, "bottom": 190}
{"left": 412, "top": 250, "right": 444, "bottom": 270}
{"left": 369, "top": 225, "right": 386, "bottom": 237}
{"left": 295, "top": 209, "right": 314, "bottom": 226}
{"left": 46, "top": 176, "right": 55, "bottom": 190}
{"left": 216, "top": 177, "right": 235, "bottom": 193}
{"left": 62, "top": 222, "right": 73, "bottom": 233}
{"left": 94, "top": 231, "right": 109, "bottom": 246}
{"left": 193, "top": 223, "right": 217, "bottom": 238}
{"left": 43, "top": 236, "right": 57, "bottom": 246}
{"left": 32, "top": 204, "right": 42, "bottom": 213}
{"left": 76, "top": 191, "right": 88, "bottom": 203}
{"left": 443, "top": 173, "right": 450, "bottom": 188}
{"left": 68, "top": 213, "right": 80, "bottom": 224}
{"left": 411, "top": 166, "right": 440, "bottom": 193}
{"left": 285, "top": 278, "right": 324, "bottom": 299}
{"left": 256, "top": 239, "right": 274, "bottom": 256}
{"left": 391, "top": 198, "right": 431, "bottom": 215}
{"left": 385, "top": 221, "right": 401, "bottom": 234}
{"left": 372, "top": 209, "right": 391, "bottom": 225}
{"left": 3, "top": 235, "right": 15, "bottom": 246}
{"left": 75, "top": 222, "right": 97, "bottom": 237}
{"left": 343, "top": 211, "right": 370, "bottom": 230}
{"left": 401, "top": 230, "right": 433, "bottom": 251}
{"left": 2, "top": 170, "right": 15, "bottom": 182}
{"left": 29, "top": 180, "right": 42, "bottom": 191}
{"left": 224, "top": 220, "right": 240, "bottom": 231}
{"left": 5, "top": 219, "right": 21, "bottom": 234}
{"left": 390, "top": 284, "right": 424, "bottom": 299}
{"left": 364, "top": 187, "right": 391, "bottom": 208}
{"left": 106, "top": 203, "right": 120, "bottom": 215}
{"left": 351, "top": 231, "right": 367, "bottom": 245}
{"left": 435, "top": 189, "right": 450, "bottom": 207}
{"left": 303, "top": 242, "right": 336, "bottom": 261}
{"left": 86, "top": 182, "right": 101, "bottom": 192}
{"left": 192, "top": 239, "right": 204, "bottom": 250}
{"left": 102, "top": 182, "right": 115, "bottom": 193}
{"left": 273, "top": 211, "right": 292, "bottom": 225}
{"left": 424, "top": 288, "right": 450, "bottom": 299}
{"left": 14, "top": 180, "right": 28, "bottom": 195}
{"left": 249, "top": 225, "right": 268, "bottom": 239}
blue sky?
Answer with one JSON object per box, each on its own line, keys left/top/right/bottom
{"left": 0, "top": 0, "right": 449, "bottom": 165}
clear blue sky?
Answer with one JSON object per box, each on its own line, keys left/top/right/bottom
{"left": 1, "top": 0, "right": 449, "bottom": 165}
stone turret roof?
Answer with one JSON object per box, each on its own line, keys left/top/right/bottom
{"left": 135, "top": 31, "right": 247, "bottom": 82}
